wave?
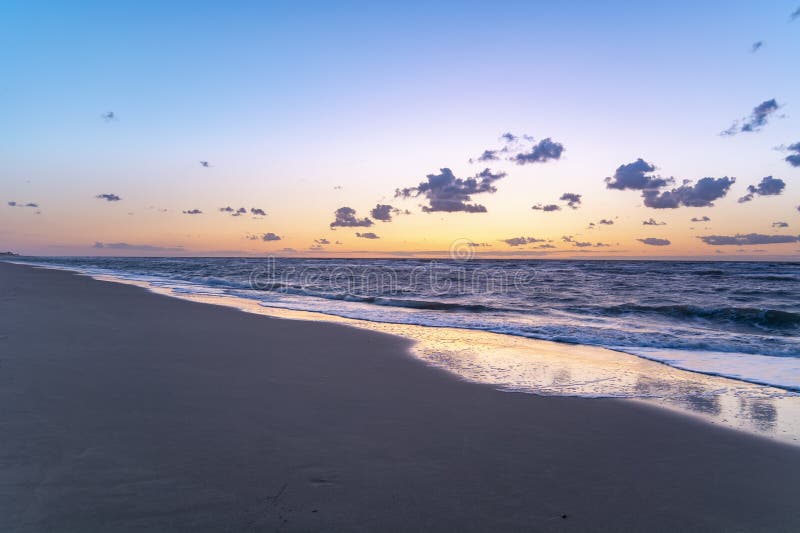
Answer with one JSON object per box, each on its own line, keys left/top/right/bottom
{"left": 586, "top": 303, "right": 800, "bottom": 330}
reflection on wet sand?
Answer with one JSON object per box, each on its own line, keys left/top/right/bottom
{"left": 91, "top": 273, "right": 800, "bottom": 446}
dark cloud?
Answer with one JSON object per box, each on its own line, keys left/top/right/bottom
{"left": 7, "top": 201, "right": 39, "bottom": 209}
{"left": 396, "top": 168, "right": 506, "bottom": 213}
{"left": 561, "top": 235, "right": 605, "bottom": 248}
{"left": 699, "top": 233, "right": 800, "bottom": 246}
{"left": 231, "top": 207, "right": 247, "bottom": 217}
{"left": 751, "top": 41, "right": 763, "bottom": 53}
{"left": 598, "top": 219, "right": 614, "bottom": 225}
{"left": 772, "top": 222, "right": 789, "bottom": 228}
{"left": 25, "top": 202, "right": 38, "bottom": 208}
{"left": 512, "top": 138, "right": 565, "bottom": 165}
{"left": 641, "top": 177, "right": 735, "bottom": 208}
{"left": 251, "top": 208, "right": 266, "bottom": 216}
{"left": 532, "top": 203, "right": 561, "bottom": 212}
{"left": 473, "top": 150, "right": 499, "bottom": 163}
{"left": 370, "top": 204, "right": 398, "bottom": 222}
{"left": 784, "top": 142, "right": 800, "bottom": 167}
{"left": 738, "top": 176, "right": 785, "bottom": 203}
{"left": 500, "top": 132, "right": 517, "bottom": 143}
{"left": 559, "top": 193, "right": 582, "bottom": 209}
{"left": 792, "top": 6, "right": 800, "bottom": 20}
{"left": 643, "top": 218, "right": 666, "bottom": 226}
{"left": 102, "top": 111, "right": 116, "bottom": 122}
{"left": 7, "top": 201, "right": 16, "bottom": 207}
{"left": 92, "top": 242, "right": 184, "bottom": 252}
{"left": 722, "top": 99, "right": 780, "bottom": 135}
{"left": 261, "top": 232, "right": 281, "bottom": 242}
{"left": 314, "top": 238, "right": 330, "bottom": 245}
{"left": 329, "top": 206, "right": 373, "bottom": 228}
{"left": 691, "top": 216, "right": 711, "bottom": 222}
{"left": 96, "top": 193, "right": 121, "bottom": 202}
{"left": 605, "top": 159, "right": 674, "bottom": 190}
{"left": 199, "top": 161, "right": 211, "bottom": 168}
{"left": 501, "top": 236, "right": 546, "bottom": 247}
{"left": 356, "top": 232, "right": 380, "bottom": 239}
{"left": 638, "top": 237, "right": 671, "bottom": 246}
{"left": 182, "top": 209, "right": 202, "bottom": 215}
{"left": 219, "top": 206, "right": 234, "bottom": 213}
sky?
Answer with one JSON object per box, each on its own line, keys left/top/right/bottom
{"left": 1, "top": 0, "right": 799, "bottom": 259}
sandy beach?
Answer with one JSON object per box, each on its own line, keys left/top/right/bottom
{"left": 1, "top": 261, "right": 800, "bottom": 532}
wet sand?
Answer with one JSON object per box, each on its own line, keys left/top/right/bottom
{"left": 1, "top": 261, "right": 799, "bottom": 532}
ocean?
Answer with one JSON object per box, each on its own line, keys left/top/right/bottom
{"left": 11, "top": 256, "right": 800, "bottom": 393}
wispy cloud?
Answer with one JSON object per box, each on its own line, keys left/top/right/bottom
{"left": 638, "top": 237, "right": 671, "bottom": 246}
{"left": 699, "top": 233, "right": 800, "bottom": 246}
{"left": 182, "top": 209, "right": 202, "bottom": 215}
{"left": 96, "top": 193, "right": 121, "bottom": 202}
{"left": 722, "top": 99, "right": 780, "bottom": 135}
{"left": 92, "top": 242, "right": 184, "bottom": 252}
{"left": 501, "top": 236, "right": 547, "bottom": 247}
{"left": 643, "top": 218, "right": 666, "bottom": 226}
{"left": 356, "top": 232, "right": 380, "bottom": 239}
{"left": 531, "top": 203, "right": 561, "bottom": 212}
{"left": 750, "top": 41, "right": 763, "bottom": 53}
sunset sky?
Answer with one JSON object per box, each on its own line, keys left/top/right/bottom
{"left": 2, "top": 1, "right": 799, "bottom": 259}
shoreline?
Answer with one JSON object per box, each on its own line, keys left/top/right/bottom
{"left": 2, "top": 261, "right": 800, "bottom": 530}
{"left": 10, "top": 259, "right": 800, "bottom": 445}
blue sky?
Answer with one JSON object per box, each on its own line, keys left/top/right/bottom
{"left": 1, "top": 1, "right": 799, "bottom": 257}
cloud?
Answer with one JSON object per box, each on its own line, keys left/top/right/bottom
{"left": 561, "top": 235, "right": 607, "bottom": 248}
{"left": 199, "top": 161, "right": 211, "bottom": 168}
{"left": 751, "top": 41, "right": 763, "bottom": 53}
{"left": 314, "top": 238, "right": 330, "bottom": 245}
{"left": 500, "top": 132, "right": 517, "bottom": 143}
{"left": 333, "top": 185, "right": 343, "bottom": 190}
{"left": 261, "top": 232, "right": 281, "bottom": 242}
{"left": 641, "top": 177, "right": 735, "bottom": 208}
{"left": 643, "top": 218, "right": 666, "bottom": 226}
{"left": 605, "top": 159, "right": 673, "bottom": 190}
{"left": 356, "top": 232, "right": 380, "bottom": 239}
{"left": 722, "top": 99, "right": 780, "bottom": 135}
{"left": 96, "top": 193, "right": 121, "bottom": 202}
{"left": 473, "top": 150, "right": 499, "bottom": 162}
{"left": 329, "top": 206, "right": 373, "bottom": 228}
{"left": 7, "top": 201, "right": 39, "bottom": 209}
{"left": 784, "top": 142, "right": 800, "bottom": 167}
{"left": 102, "top": 111, "right": 116, "bottom": 122}
{"left": 532, "top": 203, "right": 561, "bottom": 212}
{"left": 280, "top": 247, "right": 297, "bottom": 253}
{"left": 691, "top": 216, "right": 711, "bottom": 222}
{"left": 638, "top": 237, "right": 671, "bottom": 246}
{"left": 699, "top": 233, "right": 800, "bottom": 246}
{"left": 231, "top": 207, "right": 247, "bottom": 217}
{"left": 792, "top": 6, "right": 800, "bottom": 20}
{"left": 738, "top": 176, "right": 785, "bottom": 203}
{"left": 772, "top": 222, "right": 789, "bottom": 228}
{"left": 182, "top": 209, "right": 202, "bottom": 215}
{"left": 396, "top": 168, "right": 506, "bottom": 213}
{"left": 512, "top": 138, "right": 565, "bottom": 165}
{"left": 92, "top": 242, "right": 184, "bottom": 252}
{"left": 219, "top": 206, "right": 234, "bottom": 213}
{"left": 598, "top": 219, "right": 614, "bottom": 225}
{"left": 250, "top": 207, "right": 266, "bottom": 216}
{"left": 501, "top": 236, "right": 547, "bottom": 247}
{"left": 559, "top": 193, "right": 582, "bottom": 209}
{"left": 370, "top": 204, "right": 397, "bottom": 222}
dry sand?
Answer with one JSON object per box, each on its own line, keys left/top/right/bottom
{"left": 1, "top": 261, "right": 799, "bottom": 532}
